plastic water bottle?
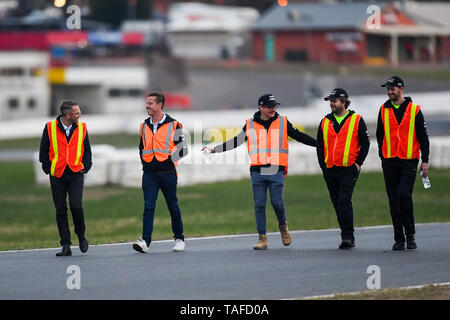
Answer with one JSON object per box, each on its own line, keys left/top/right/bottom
{"left": 203, "top": 143, "right": 213, "bottom": 164}
{"left": 420, "top": 170, "right": 431, "bottom": 189}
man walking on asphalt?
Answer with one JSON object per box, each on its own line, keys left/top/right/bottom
{"left": 203, "top": 94, "right": 317, "bottom": 250}
{"left": 316, "top": 88, "right": 370, "bottom": 249}
{"left": 133, "top": 91, "right": 188, "bottom": 253}
{"left": 377, "top": 76, "right": 430, "bottom": 250}
{"left": 39, "top": 100, "right": 92, "bottom": 256}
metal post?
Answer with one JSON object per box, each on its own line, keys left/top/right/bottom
{"left": 429, "top": 35, "right": 436, "bottom": 64}
{"left": 390, "top": 33, "right": 398, "bottom": 66}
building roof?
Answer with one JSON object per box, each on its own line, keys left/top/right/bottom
{"left": 167, "top": 3, "right": 259, "bottom": 32}
{"left": 252, "top": 2, "right": 381, "bottom": 31}
{"left": 398, "top": 1, "right": 450, "bottom": 27}
{"left": 364, "top": 1, "right": 450, "bottom": 36}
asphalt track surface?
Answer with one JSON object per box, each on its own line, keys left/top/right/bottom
{"left": 1, "top": 223, "right": 449, "bottom": 300}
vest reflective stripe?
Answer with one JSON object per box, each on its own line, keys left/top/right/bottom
{"left": 343, "top": 114, "right": 358, "bottom": 166}
{"left": 384, "top": 107, "right": 391, "bottom": 158}
{"left": 247, "top": 120, "right": 258, "bottom": 153}
{"left": 50, "top": 120, "right": 59, "bottom": 176}
{"left": 247, "top": 118, "right": 288, "bottom": 155}
{"left": 381, "top": 102, "right": 420, "bottom": 160}
{"left": 323, "top": 118, "right": 330, "bottom": 165}
{"left": 48, "top": 120, "right": 86, "bottom": 178}
{"left": 407, "top": 103, "right": 417, "bottom": 159}
{"left": 322, "top": 113, "right": 361, "bottom": 168}
{"left": 163, "top": 121, "right": 174, "bottom": 152}
{"left": 141, "top": 121, "right": 177, "bottom": 162}
{"left": 246, "top": 116, "right": 289, "bottom": 168}
{"left": 75, "top": 122, "right": 83, "bottom": 165}
{"left": 248, "top": 148, "right": 289, "bottom": 155}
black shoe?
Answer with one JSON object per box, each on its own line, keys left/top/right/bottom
{"left": 392, "top": 242, "right": 406, "bottom": 251}
{"left": 56, "top": 244, "right": 72, "bottom": 256}
{"left": 406, "top": 235, "right": 417, "bottom": 250}
{"left": 79, "top": 235, "right": 89, "bottom": 253}
{"left": 339, "top": 239, "right": 355, "bottom": 249}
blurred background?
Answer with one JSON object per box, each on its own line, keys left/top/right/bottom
{"left": 0, "top": 0, "right": 449, "bottom": 114}
{"left": 1, "top": 0, "right": 450, "bottom": 250}
{"left": 1, "top": 0, "right": 450, "bottom": 184}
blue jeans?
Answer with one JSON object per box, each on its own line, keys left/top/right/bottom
{"left": 141, "top": 171, "right": 184, "bottom": 245}
{"left": 250, "top": 171, "right": 287, "bottom": 235}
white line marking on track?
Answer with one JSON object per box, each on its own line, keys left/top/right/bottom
{"left": 0, "top": 222, "right": 447, "bottom": 254}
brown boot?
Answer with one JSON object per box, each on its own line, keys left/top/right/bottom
{"left": 279, "top": 223, "right": 292, "bottom": 246}
{"left": 253, "top": 234, "right": 268, "bottom": 250}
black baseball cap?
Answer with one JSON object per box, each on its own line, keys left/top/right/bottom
{"left": 324, "top": 88, "right": 349, "bottom": 101}
{"left": 381, "top": 76, "right": 404, "bottom": 88}
{"left": 258, "top": 94, "right": 280, "bottom": 107}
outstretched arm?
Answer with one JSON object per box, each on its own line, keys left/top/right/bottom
{"left": 204, "top": 124, "right": 247, "bottom": 154}
{"left": 287, "top": 121, "right": 317, "bottom": 147}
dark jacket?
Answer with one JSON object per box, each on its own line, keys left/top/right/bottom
{"left": 376, "top": 97, "right": 429, "bottom": 163}
{"left": 139, "top": 114, "right": 188, "bottom": 173}
{"left": 214, "top": 111, "right": 317, "bottom": 173}
{"left": 39, "top": 116, "right": 92, "bottom": 176}
{"left": 316, "top": 110, "right": 370, "bottom": 170}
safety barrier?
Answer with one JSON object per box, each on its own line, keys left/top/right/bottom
{"left": 33, "top": 136, "right": 450, "bottom": 187}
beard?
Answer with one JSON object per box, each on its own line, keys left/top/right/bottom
{"left": 333, "top": 105, "right": 345, "bottom": 115}
{"left": 389, "top": 92, "right": 399, "bottom": 101}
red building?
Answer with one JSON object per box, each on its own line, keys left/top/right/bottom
{"left": 251, "top": 2, "right": 450, "bottom": 66}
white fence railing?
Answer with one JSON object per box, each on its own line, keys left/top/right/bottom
{"left": 33, "top": 136, "right": 450, "bottom": 187}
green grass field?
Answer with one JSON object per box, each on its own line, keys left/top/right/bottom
{"left": 0, "top": 161, "right": 449, "bottom": 251}
{"left": 308, "top": 284, "right": 450, "bottom": 300}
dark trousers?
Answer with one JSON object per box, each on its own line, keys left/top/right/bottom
{"left": 49, "top": 171, "right": 86, "bottom": 246}
{"left": 141, "top": 171, "right": 184, "bottom": 245}
{"left": 382, "top": 159, "right": 418, "bottom": 243}
{"left": 323, "top": 165, "right": 359, "bottom": 241}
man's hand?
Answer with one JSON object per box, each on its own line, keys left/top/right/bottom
{"left": 421, "top": 162, "right": 429, "bottom": 178}
{"left": 355, "top": 163, "right": 361, "bottom": 172}
{"left": 201, "top": 145, "right": 215, "bottom": 154}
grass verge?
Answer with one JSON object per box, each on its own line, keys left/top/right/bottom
{"left": 307, "top": 284, "right": 450, "bottom": 300}
{"left": 1, "top": 162, "right": 449, "bottom": 251}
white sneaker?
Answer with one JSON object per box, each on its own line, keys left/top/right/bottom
{"left": 133, "top": 238, "right": 149, "bottom": 253}
{"left": 173, "top": 239, "right": 185, "bottom": 252}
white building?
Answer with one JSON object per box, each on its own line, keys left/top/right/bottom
{"left": 51, "top": 65, "right": 148, "bottom": 115}
{"left": 0, "top": 51, "right": 50, "bottom": 121}
{"left": 167, "top": 2, "right": 260, "bottom": 59}
{"left": 0, "top": 50, "right": 149, "bottom": 121}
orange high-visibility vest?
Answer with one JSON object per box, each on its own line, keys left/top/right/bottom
{"left": 381, "top": 102, "right": 420, "bottom": 160}
{"left": 140, "top": 120, "right": 179, "bottom": 164}
{"left": 245, "top": 116, "right": 289, "bottom": 170}
{"left": 48, "top": 120, "right": 86, "bottom": 178}
{"left": 322, "top": 113, "right": 361, "bottom": 168}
